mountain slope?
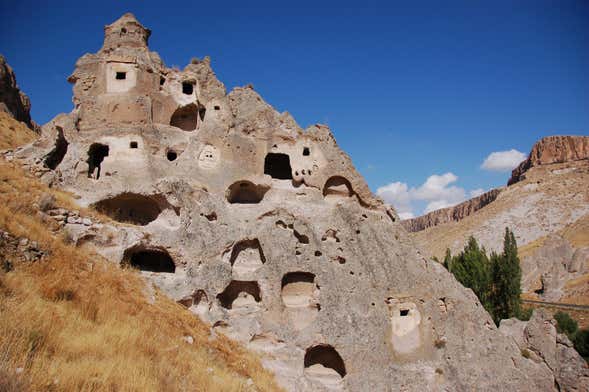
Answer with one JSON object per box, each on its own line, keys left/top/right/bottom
{"left": 407, "top": 136, "right": 589, "bottom": 304}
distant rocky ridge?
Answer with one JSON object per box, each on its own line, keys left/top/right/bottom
{"left": 508, "top": 135, "right": 589, "bottom": 185}
{"left": 404, "top": 135, "right": 589, "bottom": 234}
{"left": 0, "top": 56, "right": 38, "bottom": 131}
{"left": 406, "top": 135, "right": 589, "bottom": 306}
{"left": 402, "top": 188, "right": 502, "bottom": 233}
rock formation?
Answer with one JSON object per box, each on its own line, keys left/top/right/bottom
{"left": 509, "top": 136, "right": 589, "bottom": 185}
{"left": 402, "top": 188, "right": 502, "bottom": 233}
{"left": 499, "top": 310, "right": 589, "bottom": 391}
{"left": 0, "top": 55, "right": 37, "bottom": 131}
{"left": 8, "top": 13, "right": 560, "bottom": 391}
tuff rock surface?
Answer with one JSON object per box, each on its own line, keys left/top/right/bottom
{"left": 8, "top": 13, "right": 560, "bottom": 391}
{"left": 0, "top": 55, "right": 37, "bottom": 131}
{"left": 500, "top": 310, "right": 589, "bottom": 391}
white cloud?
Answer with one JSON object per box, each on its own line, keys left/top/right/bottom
{"left": 469, "top": 188, "right": 485, "bottom": 198}
{"left": 424, "top": 200, "right": 454, "bottom": 213}
{"left": 377, "top": 172, "right": 479, "bottom": 218}
{"left": 481, "top": 149, "right": 527, "bottom": 172}
{"left": 398, "top": 212, "right": 415, "bottom": 220}
{"left": 376, "top": 181, "right": 413, "bottom": 218}
{"left": 412, "top": 173, "right": 466, "bottom": 204}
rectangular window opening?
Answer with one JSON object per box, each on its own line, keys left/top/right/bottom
{"left": 116, "top": 72, "right": 126, "bottom": 80}
{"left": 182, "top": 82, "right": 194, "bottom": 95}
{"left": 400, "top": 309, "right": 410, "bottom": 316}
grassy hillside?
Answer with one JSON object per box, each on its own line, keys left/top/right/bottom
{"left": 0, "top": 111, "right": 37, "bottom": 150}
{"left": 0, "top": 123, "right": 281, "bottom": 391}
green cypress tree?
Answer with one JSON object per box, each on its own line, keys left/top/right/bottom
{"left": 491, "top": 228, "right": 522, "bottom": 324}
{"left": 450, "top": 236, "right": 492, "bottom": 311}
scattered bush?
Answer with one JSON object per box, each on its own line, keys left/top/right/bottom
{"left": 517, "top": 307, "right": 533, "bottom": 321}
{"left": 554, "top": 311, "right": 578, "bottom": 335}
{"left": 572, "top": 329, "right": 589, "bottom": 359}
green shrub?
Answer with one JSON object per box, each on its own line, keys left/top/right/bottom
{"left": 554, "top": 311, "right": 578, "bottom": 336}
{"left": 573, "top": 329, "right": 589, "bottom": 359}
{"left": 517, "top": 307, "right": 533, "bottom": 321}
{"left": 446, "top": 228, "right": 522, "bottom": 325}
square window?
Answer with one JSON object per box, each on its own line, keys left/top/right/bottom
{"left": 400, "top": 309, "right": 409, "bottom": 316}
{"left": 182, "top": 82, "right": 194, "bottom": 95}
{"left": 116, "top": 72, "right": 126, "bottom": 80}
{"left": 130, "top": 141, "right": 138, "bottom": 149}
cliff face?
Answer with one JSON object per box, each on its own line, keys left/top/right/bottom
{"left": 402, "top": 188, "right": 502, "bottom": 233}
{"left": 0, "top": 56, "right": 37, "bottom": 131}
{"left": 508, "top": 136, "right": 589, "bottom": 185}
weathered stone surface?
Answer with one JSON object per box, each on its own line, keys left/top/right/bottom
{"left": 12, "top": 13, "right": 558, "bottom": 391}
{"left": 402, "top": 188, "right": 502, "bottom": 232}
{"left": 500, "top": 310, "right": 589, "bottom": 392}
{"left": 509, "top": 136, "right": 589, "bottom": 185}
{"left": 521, "top": 235, "right": 589, "bottom": 301}
{"left": 0, "top": 55, "right": 38, "bottom": 131}
{"left": 0, "top": 230, "right": 46, "bottom": 269}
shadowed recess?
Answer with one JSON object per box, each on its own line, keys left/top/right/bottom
{"left": 264, "top": 153, "right": 293, "bottom": 180}
{"left": 123, "top": 246, "right": 176, "bottom": 273}
{"left": 304, "top": 345, "right": 346, "bottom": 378}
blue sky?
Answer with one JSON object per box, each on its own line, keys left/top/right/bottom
{"left": 1, "top": 0, "right": 588, "bottom": 217}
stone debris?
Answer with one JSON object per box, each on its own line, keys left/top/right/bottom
{"left": 1, "top": 230, "right": 46, "bottom": 268}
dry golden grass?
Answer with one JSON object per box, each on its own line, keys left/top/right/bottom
{"left": 0, "top": 111, "right": 37, "bottom": 150}
{"left": 0, "top": 158, "right": 282, "bottom": 391}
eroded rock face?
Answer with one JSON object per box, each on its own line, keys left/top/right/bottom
{"left": 509, "top": 136, "right": 589, "bottom": 185}
{"left": 402, "top": 188, "right": 502, "bottom": 232}
{"left": 0, "top": 56, "right": 37, "bottom": 131}
{"left": 11, "top": 13, "right": 557, "bottom": 391}
{"left": 500, "top": 310, "right": 589, "bottom": 392}
{"left": 521, "top": 235, "right": 589, "bottom": 301}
